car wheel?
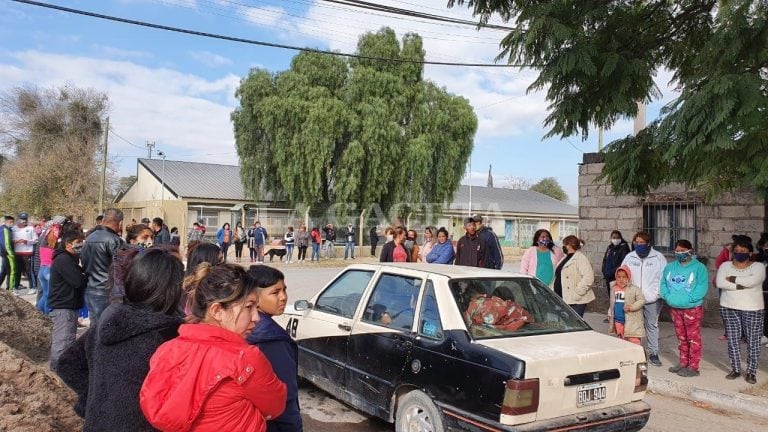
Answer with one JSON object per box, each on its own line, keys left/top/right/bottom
{"left": 396, "top": 390, "right": 444, "bottom": 432}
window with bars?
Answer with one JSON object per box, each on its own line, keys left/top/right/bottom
{"left": 643, "top": 203, "right": 697, "bottom": 253}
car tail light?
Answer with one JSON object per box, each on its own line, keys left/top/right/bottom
{"left": 502, "top": 378, "right": 539, "bottom": 416}
{"left": 634, "top": 363, "right": 648, "bottom": 392}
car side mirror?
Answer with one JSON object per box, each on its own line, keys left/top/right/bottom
{"left": 294, "top": 300, "right": 312, "bottom": 311}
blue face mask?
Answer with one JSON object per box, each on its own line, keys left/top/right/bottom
{"left": 674, "top": 251, "right": 692, "bottom": 262}
{"left": 733, "top": 252, "right": 751, "bottom": 263}
{"left": 634, "top": 243, "right": 650, "bottom": 256}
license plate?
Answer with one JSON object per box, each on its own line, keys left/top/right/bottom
{"left": 577, "top": 383, "right": 606, "bottom": 407}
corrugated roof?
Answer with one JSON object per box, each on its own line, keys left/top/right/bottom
{"left": 140, "top": 158, "right": 247, "bottom": 201}
{"left": 138, "top": 159, "right": 576, "bottom": 216}
{"left": 449, "top": 185, "right": 577, "bottom": 216}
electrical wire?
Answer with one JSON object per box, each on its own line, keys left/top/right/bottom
{"left": 12, "top": 0, "right": 524, "bottom": 68}
{"left": 109, "top": 126, "right": 146, "bottom": 150}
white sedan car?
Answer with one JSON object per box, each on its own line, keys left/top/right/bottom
{"left": 276, "top": 263, "right": 650, "bottom": 431}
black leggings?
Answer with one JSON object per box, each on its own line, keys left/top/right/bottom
{"left": 235, "top": 241, "right": 244, "bottom": 258}
{"left": 220, "top": 242, "right": 231, "bottom": 262}
{"left": 298, "top": 246, "right": 308, "bottom": 261}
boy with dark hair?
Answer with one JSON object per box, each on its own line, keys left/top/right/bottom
{"left": 49, "top": 229, "right": 86, "bottom": 371}
{"left": 246, "top": 266, "right": 303, "bottom": 432}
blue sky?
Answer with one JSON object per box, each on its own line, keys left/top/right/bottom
{"left": 0, "top": 0, "right": 679, "bottom": 204}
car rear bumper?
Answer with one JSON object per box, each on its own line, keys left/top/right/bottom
{"left": 441, "top": 400, "right": 651, "bottom": 432}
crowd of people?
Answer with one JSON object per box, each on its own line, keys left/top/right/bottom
{"left": 2, "top": 205, "right": 766, "bottom": 430}
{"left": 0, "top": 208, "right": 301, "bottom": 431}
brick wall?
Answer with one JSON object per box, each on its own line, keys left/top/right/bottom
{"left": 579, "top": 153, "right": 767, "bottom": 326}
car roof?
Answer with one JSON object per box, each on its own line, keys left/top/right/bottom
{"left": 339, "top": 262, "right": 534, "bottom": 280}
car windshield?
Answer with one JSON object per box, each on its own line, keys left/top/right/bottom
{"left": 450, "top": 277, "right": 590, "bottom": 339}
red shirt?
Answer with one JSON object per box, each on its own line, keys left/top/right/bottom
{"left": 140, "top": 324, "right": 286, "bottom": 432}
{"left": 393, "top": 244, "right": 408, "bottom": 262}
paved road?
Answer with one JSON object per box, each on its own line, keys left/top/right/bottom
{"left": 279, "top": 264, "right": 768, "bottom": 431}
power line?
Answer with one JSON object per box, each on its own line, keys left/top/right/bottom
{"left": 319, "top": 0, "right": 517, "bottom": 32}
{"left": 109, "top": 126, "right": 145, "bottom": 150}
{"left": 11, "top": 0, "right": 525, "bottom": 68}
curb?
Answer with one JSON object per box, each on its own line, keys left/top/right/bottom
{"left": 648, "top": 376, "right": 768, "bottom": 419}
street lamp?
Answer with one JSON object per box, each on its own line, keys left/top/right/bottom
{"left": 157, "top": 151, "right": 166, "bottom": 204}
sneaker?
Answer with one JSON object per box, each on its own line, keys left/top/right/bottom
{"left": 602, "top": 317, "right": 610, "bottom": 323}
{"left": 648, "top": 354, "right": 662, "bottom": 367}
{"left": 761, "top": 336, "right": 768, "bottom": 344}
{"left": 668, "top": 364, "right": 685, "bottom": 373}
{"left": 746, "top": 373, "right": 757, "bottom": 384}
{"left": 677, "top": 367, "right": 700, "bottom": 377}
{"left": 725, "top": 370, "right": 741, "bottom": 380}
{"left": 12, "top": 290, "right": 20, "bottom": 297}
{"left": 27, "top": 288, "right": 37, "bottom": 295}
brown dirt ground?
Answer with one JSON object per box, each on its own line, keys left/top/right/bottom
{"left": 0, "top": 291, "right": 83, "bottom": 431}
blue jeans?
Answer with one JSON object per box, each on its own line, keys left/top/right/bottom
{"left": 36, "top": 266, "right": 51, "bottom": 314}
{"left": 311, "top": 243, "right": 320, "bottom": 261}
{"left": 345, "top": 241, "right": 355, "bottom": 259}
{"left": 286, "top": 244, "right": 294, "bottom": 261}
{"left": 85, "top": 291, "right": 109, "bottom": 326}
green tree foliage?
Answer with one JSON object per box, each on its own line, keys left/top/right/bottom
{"left": 530, "top": 177, "right": 569, "bottom": 202}
{"left": 232, "top": 28, "right": 478, "bottom": 216}
{"left": 450, "top": 1, "right": 768, "bottom": 196}
{"left": 0, "top": 85, "right": 108, "bottom": 218}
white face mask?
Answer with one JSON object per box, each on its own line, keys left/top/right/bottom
{"left": 611, "top": 238, "right": 621, "bottom": 246}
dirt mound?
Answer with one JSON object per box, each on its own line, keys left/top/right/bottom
{"left": 0, "top": 291, "right": 83, "bottom": 431}
{"left": 0, "top": 290, "right": 52, "bottom": 362}
{"left": 0, "top": 342, "right": 83, "bottom": 431}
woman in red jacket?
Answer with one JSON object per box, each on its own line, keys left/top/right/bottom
{"left": 140, "top": 263, "right": 286, "bottom": 432}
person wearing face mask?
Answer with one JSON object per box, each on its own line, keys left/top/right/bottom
{"left": 602, "top": 231, "right": 631, "bottom": 289}
{"left": 716, "top": 237, "right": 766, "bottom": 385}
{"left": 80, "top": 208, "right": 125, "bottom": 326}
{"left": 140, "top": 263, "right": 286, "bottom": 431}
{"left": 48, "top": 229, "right": 87, "bottom": 370}
{"left": 405, "top": 230, "right": 420, "bottom": 263}
{"left": 520, "top": 229, "right": 564, "bottom": 288}
{"left": 660, "top": 240, "right": 709, "bottom": 377}
{"left": 621, "top": 231, "right": 668, "bottom": 367}
{"left": 601, "top": 231, "right": 631, "bottom": 322}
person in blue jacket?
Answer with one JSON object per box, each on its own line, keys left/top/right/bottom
{"left": 660, "top": 239, "right": 709, "bottom": 378}
{"left": 426, "top": 227, "right": 455, "bottom": 264}
{"left": 246, "top": 265, "right": 302, "bottom": 432}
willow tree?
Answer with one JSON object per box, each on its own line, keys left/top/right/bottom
{"left": 232, "top": 28, "right": 477, "bottom": 218}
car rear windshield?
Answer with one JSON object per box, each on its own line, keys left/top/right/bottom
{"left": 450, "top": 277, "right": 590, "bottom": 339}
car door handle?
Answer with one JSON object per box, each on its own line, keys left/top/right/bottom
{"left": 338, "top": 323, "right": 352, "bottom": 331}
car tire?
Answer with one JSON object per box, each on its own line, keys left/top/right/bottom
{"left": 396, "top": 390, "right": 444, "bottom": 432}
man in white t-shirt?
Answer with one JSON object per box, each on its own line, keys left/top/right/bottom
{"left": 12, "top": 212, "right": 37, "bottom": 294}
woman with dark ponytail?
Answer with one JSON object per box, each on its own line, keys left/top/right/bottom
{"left": 141, "top": 263, "right": 286, "bottom": 432}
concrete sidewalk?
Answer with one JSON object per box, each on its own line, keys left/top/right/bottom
{"left": 583, "top": 312, "right": 768, "bottom": 418}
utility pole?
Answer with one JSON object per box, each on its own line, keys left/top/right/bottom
{"left": 146, "top": 141, "right": 155, "bottom": 159}
{"left": 98, "top": 116, "right": 109, "bottom": 215}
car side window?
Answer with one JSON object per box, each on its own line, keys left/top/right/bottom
{"left": 418, "top": 280, "right": 443, "bottom": 339}
{"left": 314, "top": 270, "right": 374, "bottom": 319}
{"left": 363, "top": 273, "right": 422, "bottom": 331}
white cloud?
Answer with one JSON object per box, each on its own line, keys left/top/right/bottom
{"left": 188, "top": 50, "right": 233, "bottom": 67}
{"left": 92, "top": 44, "right": 153, "bottom": 60}
{"left": 0, "top": 50, "right": 240, "bottom": 173}
{"left": 241, "top": 5, "right": 286, "bottom": 27}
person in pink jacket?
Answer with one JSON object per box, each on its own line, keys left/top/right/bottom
{"left": 520, "top": 229, "right": 564, "bottom": 288}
